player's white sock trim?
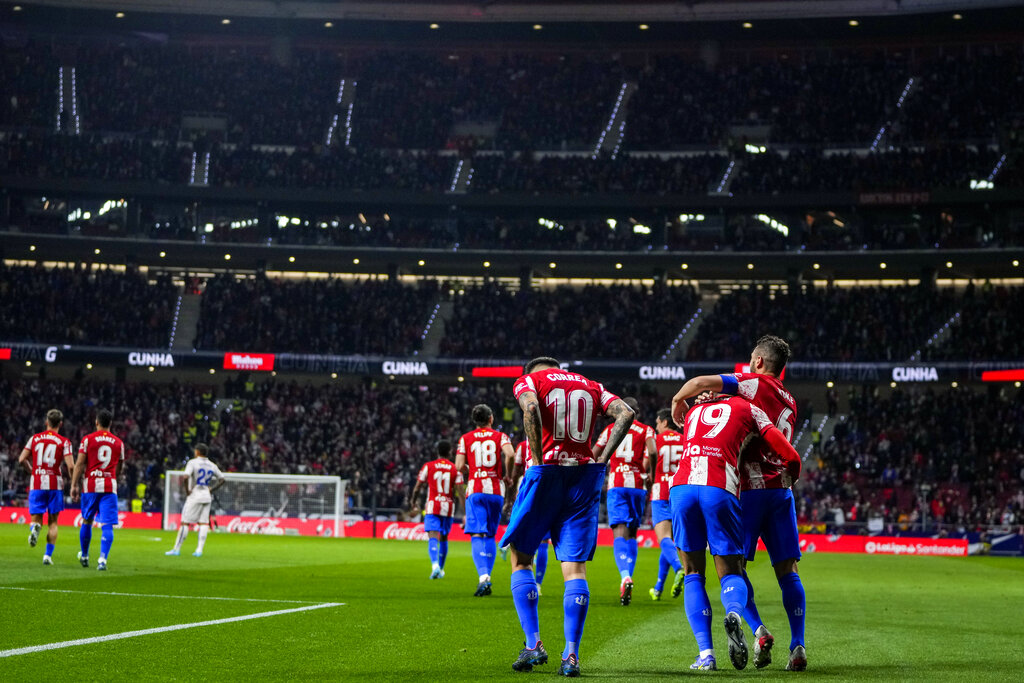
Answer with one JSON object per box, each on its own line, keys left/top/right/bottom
{"left": 755, "top": 625, "right": 769, "bottom": 638}
{"left": 700, "top": 649, "right": 715, "bottom": 659}
{"left": 479, "top": 574, "right": 490, "bottom": 583}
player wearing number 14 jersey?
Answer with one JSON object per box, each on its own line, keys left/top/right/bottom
{"left": 455, "top": 404, "right": 515, "bottom": 596}
{"left": 411, "top": 440, "right": 465, "bottom": 579}
{"left": 70, "top": 409, "right": 124, "bottom": 571}
{"left": 18, "top": 409, "right": 75, "bottom": 565}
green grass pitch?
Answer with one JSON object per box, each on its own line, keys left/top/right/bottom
{"left": 1, "top": 525, "right": 1021, "bottom": 681}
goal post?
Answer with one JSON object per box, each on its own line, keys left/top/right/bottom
{"left": 163, "top": 472, "right": 348, "bottom": 538}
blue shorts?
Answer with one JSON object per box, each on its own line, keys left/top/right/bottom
{"left": 464, "top": 492, "right": 504, "bottom": 536}
{"left": 80, "top": 492, "right": 119, "bottom": 526}
{"left": 741, "top": 488, "right": 802, "bottom": 565}
{"left": 670, "top": 484, "right": 743, "bottom": 557}
{"left": 500, "top": 463, "right": 606, "bottom": 563}
{"left": 424, "top": 514, "right": 454, "bottom": 536}
{"left": 651, "top": 499, "right": 673, "bottom": 525}
{"left": 607, "top": 487, "right": 647, "bottom": 528}
{"left": 29, "top": 490, "right": 64, "bottom": 516}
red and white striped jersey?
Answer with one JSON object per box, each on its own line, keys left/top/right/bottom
{"left": 651, "top": 429, "right": 685, "bottom": 502}
{"left": 457, "top": 428, "right": 510, "bottom": 496}
{"left": 725, "top": 373, "right": 798, "bottom": 491}
{"left": 24, "top": 430, "right": 74, "bottom": 491}
{"left": 78, "top": 430, "right": 125, "bottom": 494}
{"left": 670, "top": 396, "right": 774, "bottom": 497}
{"left": 417, "top": 458, "right": 463, "bottom": 517}
{"left": 596, "top": 421, "right": 653, "bottom": 490}
{"left": 512, "top": 368, "right": 619, "bottom": 465}
{"left": 513, "top": 441, "right": 537, "bottom": 472}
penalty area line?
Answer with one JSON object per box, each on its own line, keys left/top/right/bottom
{"left": 0, "top": 602, "right": 344, "bottom": 658}
{"left": 0, "top": 586, "right": 322, "bottom": 604}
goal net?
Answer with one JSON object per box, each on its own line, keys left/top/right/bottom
{"left": 163, "top": 472, "right": 347, "bottom": 538}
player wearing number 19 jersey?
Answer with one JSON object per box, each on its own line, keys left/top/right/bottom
{"left": 70, "top": 409, "right": 124, "bottom": 571}
{"left": 18, "top": 409, "right": 75, "bottom": 564}
{"left": 502, "top": 357, "right": 635, "bottom": 676}
{"left": 410, "top": 440, "right": 465, "bottom": 579}
{"left": 455, "top": 404, "right": 515, "bottom": 597}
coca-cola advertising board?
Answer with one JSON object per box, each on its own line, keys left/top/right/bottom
{"left": 2, "top": 506, "right": 162, "bottom": 529}
{"left": 164, "top": 513, "right": 337, "bottom": 536}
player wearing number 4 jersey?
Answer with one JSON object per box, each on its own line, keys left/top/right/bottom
{"left": 166, "top": 444, "right": 225, "bottom": 558}
{"left": 501, "top": 357, "right": 635, "bottom": 677}
{"left": 593, "top": 397, "right": 654, "bottom": 606}
{"left": 410, "top": 440, "right": 465, "bottom": 579}
{"left": 455, "top": 404, "right": 515, "bottom": 596}
{"left": 70, "top": 409, "right": 124, "bottom": 572}
{"left": 672, "top": 335, "right": 807, "bottom": 671}
{"left": 18, "top": 409, "right": 75, "bottom": 565}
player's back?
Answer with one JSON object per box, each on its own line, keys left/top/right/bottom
{"left": 185, "top": 457, "right": 223, "bottom": 503}
{"left": 600, "top": 421, "right": 652, "bottom": 489}
{"left": 730, "top": 373, "right": 797, "bottom": 490}
{"left": 458, "top": 428, "right": 509, "bottom": 496}
{"left": 513, "top": 367, "right": 618, "bottom": 464}
{"left": 26, "top": 430, "right": 73, "bottom": 491}
{"left": 421, "top": 458, "right": 461, "bottom": 517}
{"left": 651, "top": 429, "right": 684, "bottom": 502}
{"left": 671, "top": 396, "right": 774, "bottom": 496}
{"left": 79, "top": 430, "right": 124, "bottom": 494}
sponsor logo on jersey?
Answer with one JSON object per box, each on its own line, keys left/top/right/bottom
{"left": 128, "top": 351, "right": 175, "bottom": 367}
{"left": 638, "top": 365, "right": 687, "bottom": 380}
{"left": 891, "top": 366, "right": 939, "bottom": 382}
{"left": 382, "top": 361, "right": 429, "bottom": 376}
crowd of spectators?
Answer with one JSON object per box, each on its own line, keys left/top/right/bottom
{"left": 1, "top": 42, "right": 56, "bottom": 131}
{"left": 924, "top": 283, "right": 1024, "bottom": 360}
{"left": 439, "top": 281, "right": 700, "bottom": 359}
{"left": 0, "top": 263, "right": 178, "bottom": 347}
{"left": 194, "top": 274, "right": 438, "bottom": 355}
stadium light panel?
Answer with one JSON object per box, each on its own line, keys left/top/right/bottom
{"left": 353, "top": 258, "right": 360, "bottom": 265}
{"left": 221, "top": 18, "right": 231, "bottom": 25}
{"left": 115, "top": 12, "right": 125, "bottom": 19}
{"left": 86, "top": 363, "right": 92, "bottom": 370}
{"left": 638, "top": 24, "right": 649, "bottom": 30}
{"left": 826, "top": 381, "right": 834, "bottom": 388}
{"left": 418, "top": 260, "right": 425, "bottom": 266}
{"left": 289, "top": 256, "right": 296, "bottom": 263}
{"left": 615, "top": 263, "right": 622, "bottom": 269}
{"left": 429, "top": 23, "right": 439, "bottom": 29}
{"left": 324, "top": 22, "right": 333, "bottom": 28}
{"left": 813, "top": 263, "right": 820, "bottom": 270}
{"left": 13, "top": 5, "right": 22, "bottom": 11}
{"left": 533, "top": 24, "right": 542, "bottom": 30}
{"left": 224, "top": 254, "right": 231, "bottom": 260}
{"left": 159, "top": 251, "right": 166, "bottom": 258}
{"left": 94, "top": 248, "right": 100, "bottom": 255}
{"left": 742, "top": 22, "right": 753, "bottom": 29}
{"left": 848, "top": 19, "right": 860, "bottom": 26}
{"left": 549, "top": 262, "right": 557, "bottom": 269}
{"left": 953, "top": 13, "right": 963, "bottom": 20}
{"left": 29, "top": 245, "right": 35, "bottom": 251}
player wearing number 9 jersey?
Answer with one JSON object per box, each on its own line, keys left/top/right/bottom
{"left": 670, "top": 335, "right": 807, "bottom": 671}
{"left": 18, "top": 409, "right": 75, "bottom": 565}
{"left": 455, "top": 404, "right": 515, "bottom": 597}
{"left": 502, "top": 357, "right": 635, "bottom": 677}
{"left": 411, "top": 440, "right": 465, "bottom": 579}
{"left": 70, "top": 408, "right": 124, "bottom": 571}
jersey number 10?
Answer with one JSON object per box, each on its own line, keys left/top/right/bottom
{"left": 545, "top": 388, "right": 595, "bottom": 443}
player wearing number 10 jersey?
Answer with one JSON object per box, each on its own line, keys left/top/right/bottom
{"left": 18, "top": 409, "right": 75, "bottom": 565}
{"left": 411, "top": 440, "right": 465, "bottom": 579}
{"left": 70, "top": 409, "right": 124, "bottom": 571}
{"left": 502, "top": 357, "right": 635, "bottom": 677}
{"left": 455, "top": 404, "right": 515, "bottom": 597}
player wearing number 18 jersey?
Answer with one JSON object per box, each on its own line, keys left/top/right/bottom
{"left": 410, "top": 441, "right": 465, "bottom": 579}
{"left": 18, "top": 409, "right": 75, "bottom": 564}
{"left": 501, "top": 357, "right": 635, "bottom": 676}
{"left": 455, "top": 404, "right": 515, "bottom": 597}
{"left": 70, "top": 409, "right": 124, "bottom": 571}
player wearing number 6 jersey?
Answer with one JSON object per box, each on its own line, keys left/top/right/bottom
{"left": 166, "top": 444, "right": 225, "bottom": 558}
{"left": 669, "top": 394, "right": 801, "bottom": 672}
{"left": 671, "top": 335, "right": 807, "bottom": 671}
{"left": 648, "top": 408, "right": 685, "bottom": 601}
{"left": 70, "top": 409, "right": 124, "bottom": 572}
{"left": 502, "top": 357, "right": 635, "bottom": 677}
{"left": 455, "top": 404, "right": 515, "bottom": 596}
{"left": 18, "top": 409, "right": 75, "bottom": 565}
{"left": 411, "top": 441, "right": 465, "bottom": 579}
{"left": 593, "top": 397, "right": 654, "bottom": 606}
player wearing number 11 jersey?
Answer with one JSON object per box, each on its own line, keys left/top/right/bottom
{"left": 455, "top": 404, "right": 515, "bottom": 596}
{"left": 70, "top": 409, "right": 124, "bottom": 571}
{"left": 18, "top": 409, "right": 75, "bottom": 565}
{"left": 411, "top": 441, "right": 465, "bottom": 579}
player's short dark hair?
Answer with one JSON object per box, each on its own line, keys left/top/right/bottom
{"left": 471, "top": 404, "right": 493, "bottom": 427}
{"left": 623, "top": 397, "right": 640, "bottom": 415}
{"left": 195, "top": 443, "right": 209, "bottom": 457}
{"left": 46, "top": 409, "right": 63, "bottom": 428}
{"left": 436, "top": 440, "right": 452, "bottom": 458}
{"left": 754, "top": 335, "right": 791, "bottom": 374}
{"left": 96, "top": 408, "right": 113, "bottom": 429}
{"left": 524, "top": 356, "right": 559, "bottom": 374}
{"left": 656, "top": 408, "right": 675, "bottom": 428}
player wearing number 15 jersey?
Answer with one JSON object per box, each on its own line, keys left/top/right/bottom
{"left": 648, "top": 408, "right": 685, "bottom": 601}
{"left": 411, "top": 441, "right": 465, "bottom": 579}
{"left": 70, "top": 409, "right": 124, "bottom": 572}
{"left": 502, "top": 357, "right": 635, "bottom": 677}
{"left": 455, "top": 404, "right": 515, "bottom": 597}
{"left": 18, "top": 409, "right": 75, "bottom": 565}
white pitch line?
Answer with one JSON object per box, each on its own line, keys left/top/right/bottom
{"left": 0, "top": 602, "right": 343, "bottom": 658}
{"left": 0, "top": 586, "right": 321, "bottom": 604}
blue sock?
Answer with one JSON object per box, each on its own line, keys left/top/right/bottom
{"left": 779, "top": 572, "right": 806, "bottom": 649}
{"left": 626, "top": 538, "right": 638, "bottom": 576}
{"left": 683, "top": 575, "right": 714, "bottom": 653}
{"left": 100, "top": 524, "right": 114, "bottom": 559}
{"left": 613, "top": 537, "right": 631, "bottom": 579}
{"left": 45, "top": 542, "right": 55, "bottom": 557}
{"left": 470, "top": 537, "right": 488, "bottom": 578}
{"left": 535, "top": 542, "right": 548, "bottom": 585}
{"left": 438, "top": 539, "right": 449, "bottom": 569}
{"left": 484, "top": 537, "right": 497, "bottom": 576}
{"left": 719, "top": 573, "right": 748, "bottom": 616}
{"left": 655, "top": 554, "right": 669, "bottom": 592}
{"left": 79, "top": 523, "right": 92, "bottom": 557}
{"left": 660, "top": 537, "right": 683, "bottom": 572}
{"left": 742, "top": 571, "right": 764, "bottom": 633}
{"left": 510, "top": 569, "right": 540, "bottom": 649}
{"left": 428, "top": 538, "right": 440, "bottom": 566}
{"left": 562, "top": 578, "right": 590, "bottom": 660}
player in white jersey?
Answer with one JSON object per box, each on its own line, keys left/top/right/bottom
{"left": 166, "top": 444, "right": 225, "bottom": 558}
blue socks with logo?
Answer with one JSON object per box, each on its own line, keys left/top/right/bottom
{"left": 100, "top": 524, "right": 114, "bottom": 559}
{"left": 613, "top": 537, "right": 633, "bottom": 579}
{"left": 511, "top": 568, "right": 540, "bottom": 648}
{"left": 655, "top": 554, "right": 669, "bottom": 592}
{"left": 535, "top": 542, "right": 548, "bottom": 585}
{"left": 719, "top": 573, "right": 747, "bottom": 616}
{"left": 484, "top": 537, "right": 497, "bottom": 576}
{"left": 779, "top": 572, "right": 806, "bottom": 649}
{"left": 683, "top": 574, "right": 713, "bottom": 653}
{"left": 45, "top": 542, "right": 55, "bottom": 557}
{"left": 562, "top": 579, "right": 590, "bottom": 660}
{"left": 743, "top": 571, "right": 764, "bottom": 632}
{"left": 471, "top": 537, "right": 488, "bottom": 577}
{"left": 428, "top": 537, "right": 440, "bottom": 566}
{"left": 438, "top": 538, "right": 448, "bottom": 569}
{"left": 79, "top": 523, "right": 92, "bottom": 556}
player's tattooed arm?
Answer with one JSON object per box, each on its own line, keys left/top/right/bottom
{"left": 517, "top": 391, "right": 543, "bottom": 467}
{"left": 601, "top": 399, "right": 636, "bottom": 456}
